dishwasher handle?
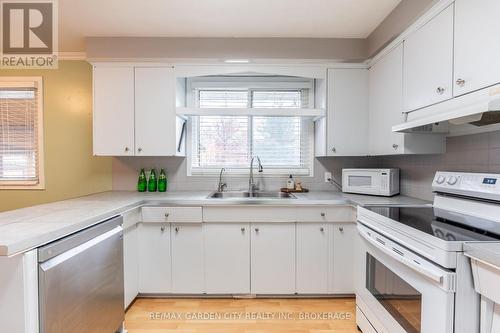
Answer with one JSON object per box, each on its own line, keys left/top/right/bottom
{"left": 40, "top": 226, "right": 122, "bottom": 272}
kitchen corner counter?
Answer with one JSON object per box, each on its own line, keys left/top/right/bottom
{"left": 465, "top": 242, "right": 500, "bottom": 269}
{"left": 0, "top": 190, "right": 429, "bottom": 257}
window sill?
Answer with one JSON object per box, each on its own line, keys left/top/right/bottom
{"left": 0, "top": 182, "right": 45, "bottom": 190}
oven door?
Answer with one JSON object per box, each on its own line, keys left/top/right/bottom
{"left": 342, "top": 171, "right": 382, "bottom": 196}
{"left": 356, "top": 223, "right": 455, "bottom": 333}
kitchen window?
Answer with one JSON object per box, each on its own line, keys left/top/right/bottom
{"left": 0, "top": 77, "right": 44, "bottom": 189}
{"left": 188, "top": 77, "right": 314, "bottom": 176}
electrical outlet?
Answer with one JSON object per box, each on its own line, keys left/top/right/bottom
{"left": 324, "top": 172, "right": 332, "bottom": 183}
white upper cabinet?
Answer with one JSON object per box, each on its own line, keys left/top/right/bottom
{"left": 93, "top": 66, "right": 135, "bottom": 156}
{"left": 325, "top": 68, "right": 369, "bottom": 156}
{"left": 369, "top": 44, "right": 445, "bottom": 155}
{"left": 403, "top": 4, "right": 454, "bottom": 112}
{"left": 454, "top": 0, "right": 500, "bottom": 96}
{"left": 369, "top": 44, "right": 405, "bottom": 155}
{"left": 93, "top": 65, "right": 185, "bottom": 156}
{"left": 135, "top": 67, "right": 183, "bottom": 156}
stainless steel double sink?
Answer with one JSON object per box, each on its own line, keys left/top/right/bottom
{"left": 208, "top": 191, "right": 296, "bottom": 199}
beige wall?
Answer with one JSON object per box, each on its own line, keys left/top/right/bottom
{"left": 86, "top": 37, "right": 368, "bottom": 62}
{"left": 367, "top": 0, "right": 439, "bottom": 56}
{"left": 0, "top": 61, "right": 112, "bottom": 212}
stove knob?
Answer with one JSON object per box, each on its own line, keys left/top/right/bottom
{"left": 436, "top": 176, "right": 446, "bottom": 184}
{"left": 447, "top": 176, "right": 458, "bottom": 185}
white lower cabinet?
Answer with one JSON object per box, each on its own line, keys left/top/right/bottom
{"left": 123, "top": 224, "right": 139, "bottom": 308}
{"left": 204, "top": 223, "right": 250, "bottom": 294}
{"left": 138, "top": 223, "right": 172, "bottom": 293}
{"left": 329, "top": 223, "right": 356, "bottom": 294}
{"left": 171, "top": 223, "right": 204, "bottom": 293}
{"left": 130, "top": 208, "right": 356, "bottom": 296}
{"left": 296, "top": 223, "right": 329, "bottom": 294}
{"left": 250, "top": 223, "right": 296, "bottom": 294}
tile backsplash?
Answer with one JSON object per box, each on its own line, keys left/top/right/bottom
{"left": 112, "top": 131, "right": 500, "bottom": 202}
{"left": 374, "top": 131, "right": 500, "bottom": 200}
{"left": 112, "top": 155, "right": 377, "bottom": 193}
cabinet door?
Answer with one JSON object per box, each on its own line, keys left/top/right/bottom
{"left": 327, "top": 68, "right": 369, "bottom": 156}
{"left": 138, "top": 223, "right": 171, "bottom": 293}
{"left": 171, "top": 223, "right": 204, "bottom": 293}
{"left": 454, "top": 0, "right": 500, "bottom": 96}
{"left": 251, "top": 223, "right": 295, "bottom": 294}
{"left": 93, "top": 66, "right": 135, "bottom": 156}
{"left": 403, "top": 4, "right": 454, "bottom": 112}
{"left": 296, "top": 223, "right": 328, "bottom": 294}
{"left": 135, "top": 67, "right": 178, "bottom": 156}
{"left": 368, "top": 44, "right": 405, "bottom": 155}
{"left": 329, "top": 223, "right": 356, "bottom": 294}
{"left": 204, "top": 223, "right": 250, "bottom": 294}
{"left": 123, "top": 224, "right": 139, "bottom": 308}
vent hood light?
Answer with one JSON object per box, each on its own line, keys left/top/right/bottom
{"left": 224, "top": 59, "right": 250, "bottom": 63}
{"left": 393, "top": 84, "right": 500, "bottom": 133}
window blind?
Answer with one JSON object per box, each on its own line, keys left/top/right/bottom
{"left": 191, "top": 86, "right": 312, "bottom": 174}
{"left": 0, "top": 88, "right": 39, "bottom": 183}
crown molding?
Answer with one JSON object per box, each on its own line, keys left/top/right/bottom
{"left": 57, "top": 52, "right": 87, "bottom": 60}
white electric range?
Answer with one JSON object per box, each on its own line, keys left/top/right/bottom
{"left": 356, "top": 171, "right": 500, "bottom": 333}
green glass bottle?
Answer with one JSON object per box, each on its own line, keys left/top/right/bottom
{"left": 158, "top": 169, "right": 167, "bottom": 192}
{"left": 148, "top": 168, "right": 157, "bottom": 192}
{"left": 137, "top": 168, "right": 147, "bottom": 192}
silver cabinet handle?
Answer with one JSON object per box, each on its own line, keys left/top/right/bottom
{"left": 436, "top": 87, "right": 445, "bottom": 94}
{"left": 255, "top": 228, "right": 259, "bottom": 233}
{"left": 320, "top": 227, "right": 324, "bottom": 232}
{"left": 331, "top": 147, "right": 336, "bottom": 153}
{"left": 164, "top": 213, "right": 170, "bottom": 219}
{"left": 241, "top": 227, "right": 246, "bottom": 233}
{"left": 320, "top": 212, "right": 326, "bottom": 217}
{"left": 160, "top": 226, "right": 166, "bottom": 232}
{"left": 339, "top": 227, "right": 344, "bottom": 233}
{"left": 175, "top": 227, "right": 179, "bottom": 233}
{"left": 456, "top": 78, "right": 466, "bottom": 87}
{"left": 392, "top": 144, "right": 399, "bottom": 150}
{"left": 124, "top": 147, "right": 130, "bottom": 152}
{"left": 137, "top": 147, "right": 143, "bottom": 152}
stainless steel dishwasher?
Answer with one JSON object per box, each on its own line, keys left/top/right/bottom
{"left": 38, "top": 216, "right": 124, "bottom": 333}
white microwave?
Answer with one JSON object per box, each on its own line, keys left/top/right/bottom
{"left": 342, "top": 168, "right": 399, "bottom": 196}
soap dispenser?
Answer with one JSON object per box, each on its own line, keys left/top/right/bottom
{"left": 286, "top": 175, "right": 295, "bottom": 190}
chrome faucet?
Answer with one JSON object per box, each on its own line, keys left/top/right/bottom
{"left": 248, "top": 156, "right": 263, "bottom": 194}
{"left": 217, "top": 168, "right": 227, "bottom": 192}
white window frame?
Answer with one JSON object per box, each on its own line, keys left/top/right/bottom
{"left": 186, "top": 76, "right": 315, "bottom": 177}
{"left": 0, "top": 77, "right": 45, "bottom": 189}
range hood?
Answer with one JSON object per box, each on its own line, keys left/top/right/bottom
{"left": 393, "top": 84, "right": 500, "bottom": 133}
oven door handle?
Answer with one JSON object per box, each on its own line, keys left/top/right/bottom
{"left": 359, "top": 226, "right": 454, "bottom": 290}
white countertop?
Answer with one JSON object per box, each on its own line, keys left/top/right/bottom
{"left": 0, "top": 190, "right": 429, "bottom": 257}
{"left": 465, "top": 242, "right": 500, "bottom": 269}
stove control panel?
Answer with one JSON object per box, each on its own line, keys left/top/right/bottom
{"left": 432, "top": 171, "right": 500, "bottom": 200}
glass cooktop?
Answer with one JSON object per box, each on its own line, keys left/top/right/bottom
{"left": 366, "top": 206, "right": 500, "bottom": 242}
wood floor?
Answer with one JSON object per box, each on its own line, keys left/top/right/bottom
{"left": 125, "top": 298, "right": 359, "bottom": 333}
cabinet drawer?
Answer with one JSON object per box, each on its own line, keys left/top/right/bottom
{"left": 296, "top": 206, "right": 355, "bottom": 222}
{"left": 203, "top": 206, "right": 296, "bottom": 222}
{"left": 122, "top": 207, "right": 141, "bottom": 230}
{"left": 141, "top": 206, "right": 202, "bottom": 223}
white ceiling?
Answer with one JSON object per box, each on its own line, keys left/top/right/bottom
{"left": 59, "top": 0, "right": 401, "bottom": 52}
